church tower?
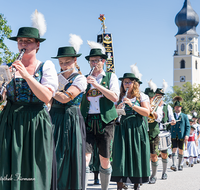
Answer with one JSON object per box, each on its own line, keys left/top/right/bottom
{"left": 173, "top": 0, "right": 200, "bottom": 87}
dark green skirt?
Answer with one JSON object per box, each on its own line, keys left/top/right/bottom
{"left": 50, "top": 104, "right": 86, "bottom": 190}
{"left": 0, "top": 100, "right": 54, "bottom": 190}
{"left": 111, "top": 114, "right": 150, "bottom": 184}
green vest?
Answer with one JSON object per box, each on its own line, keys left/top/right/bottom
{"left": 148, "top": 121, "right": 160, "bottom": 139}
{"left": 162, "top": 104, "right": 171, "bottom": 131}
{"left": 80, "top": 72, "right": 118, "bottom": 124}
{"left": 161, "top": 104, "right": 168, "bottom": 123}
{"left": 148, "top": 107, "right": 160, "bottom": 138}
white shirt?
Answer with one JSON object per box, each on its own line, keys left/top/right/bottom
{"left": 129, "top": 92, "right": 150, "bottom": 103}
{"left": 88, "top": 70, "right": 119, "bottom": 114}
{"left": 9, "top": 60, "right": 58, "bottom": 96}
{"left": 175, "top": 112, "right": 181, "bottom": 120}
{"left": 68, "top": 71, "right": 87, "bottom": 93}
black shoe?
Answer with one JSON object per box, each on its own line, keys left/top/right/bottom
{"left": 178, "top": 166, "right": 183, "bottom": 171}
{"left": 94, "top": 179, "right": 99, "bottom": 185}
{"left": 186, "top": 161, "right": 189, "bottom": 165}
{"left": 191, "top": 164, "right": 194, "bottom": 167}
{"left": 170, "top": 165, "right": 177, "bottom": 171}
{"left": 133, "top": 184, "right": 140, "bottom": 190}
{"left": 161, "top": 173, "right": 167, "bottom": 180}
{"left": 149, "top": 177, "right": 157, "bottom": 184}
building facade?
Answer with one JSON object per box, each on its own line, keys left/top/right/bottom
{"left": 173, "top": 0, "right": 200, "bottom": 87}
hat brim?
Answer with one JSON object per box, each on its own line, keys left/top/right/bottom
{"left": 9, "top": 36, "right": 46, "bottom": 42}
{"left": 119, "top": 77, "right": 139, "bottom": 81}
{"left": 156, "top": 92, "right": 165, "bottom": 95}
{"left": 51, "top": 54, "right": 81, "bottom": 59}
{"left": 85, "top": 54, "right": 108, "bottom": 61}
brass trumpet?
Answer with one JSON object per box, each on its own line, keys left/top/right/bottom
{"left": 148, "top": 95, "right": 163, "bottom": 123}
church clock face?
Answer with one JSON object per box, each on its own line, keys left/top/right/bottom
{"left": 180, "top": 76, "right": 185, "bottom": 82}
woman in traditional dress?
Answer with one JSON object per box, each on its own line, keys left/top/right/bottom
{"left": 111, "top": 72, "right": 150, "bottom": 190}
{"left": 0, "top": 11, "right": 58, "bottom": 190}
{"left": 50, "top": 34, "right": 87, "bottom": 190}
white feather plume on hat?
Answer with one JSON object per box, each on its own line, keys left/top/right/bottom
{"left": 162, "top": 79, "right": 168, "bottom": 93}
{"left": 130, "top": 64, "right": 142, "bottom": 80}
{"left": 148, "top": 79, "right": 157, "bottom": 92}
{"left": 87, "top": 41, "right": 105, "bottom": 54}
{"left": 193, "top": 111, "right": 198, "bottom": 118}
{"left": 31, "top": 9, "right": 47, "bottom": 36}
{"left": 187, "top": 114, "right": 192, "bottom": 120}
{"left": 69, "top": 34, "right": 83, "bottom": 53}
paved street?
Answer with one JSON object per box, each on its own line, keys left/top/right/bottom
{"left": 86, "top": 157, "right": 200, "bottom": 190}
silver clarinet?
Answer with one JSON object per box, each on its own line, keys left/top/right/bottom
{"left": 88, "top": 66, "right": 95, "bottom": 76}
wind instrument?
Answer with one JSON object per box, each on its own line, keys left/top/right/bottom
{"left": 88, "top": 66, "right": 95, "bottom": 76}
{"left": 148, "top": 95, "right": 163, "bottom": 123}
{"left": 0, "top": 48, "right": 26, "bottom": 101}
{"left": 57, "top": 67, "right": 74, "bottom": 75}
{"left": 115, "top": 88, "right": 129, "bottom": 125}
{"left": 162, "top": 120, "right": 180, "bottom": 126}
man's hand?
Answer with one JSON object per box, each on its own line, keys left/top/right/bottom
{"left": 171, "top": 119, "right": 176, "bottom": 126}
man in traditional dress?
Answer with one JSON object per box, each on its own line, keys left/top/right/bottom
{"left": 144, "top": 87, "right": 163, "bottom": 184}
{"left": 155, "top": 88, "right": 176, "bottom": 180}
{"left": 81, "top": 41, "right": 119, "bottom": 190}
{"left": 170, "top": 96, "right": 190, "bottom": 171}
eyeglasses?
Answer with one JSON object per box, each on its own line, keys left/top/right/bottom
{"left": 88, "top": 59, "right": 102, "bottom": 64}
{"left": 123, "top": 81, "right": 133, "bottom": 85}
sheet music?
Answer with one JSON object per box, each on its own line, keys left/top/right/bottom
{"left": 0, "top": 66, "right": 12, "bottom": 84}
{"left": 58, "top": 74, "right": 69, "bottom": 91}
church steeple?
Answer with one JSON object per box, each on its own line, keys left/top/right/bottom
{"left": 175, "top": 0, "right": 199, "bottom": 35}
{"left": 173, "top": 0, "right": 200, "bottom": 88}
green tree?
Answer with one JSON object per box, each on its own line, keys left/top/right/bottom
{"left": 164, "top": 82, "right": 200, "bottom": 116}
{"left": 0, "top": 13, "right": 17, "bottom": 64}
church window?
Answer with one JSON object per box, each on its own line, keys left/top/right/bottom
{"left": 181, "top": 44, "right": 185, "bottom": 51}
{"left": 195, "top": 61, "right": 198, "bottom": 70}
{"left": 188, "top": 44, "right": 192, "bottom": 51}
{"left": 180, "top": 60, "right": 185, "bottom": 69}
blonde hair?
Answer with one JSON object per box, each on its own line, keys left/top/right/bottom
{"left": 118, "top": 79, "right": 140, "bottom": 104}
{"left": 75, "top": 63, "right": 82, "bottom": 74}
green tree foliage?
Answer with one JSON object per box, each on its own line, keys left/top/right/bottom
{"left": 164, "top": 82, "right": 200, "bottom": 116}
{"left": 0, "top": 13, "right": 17, "bottom": 64}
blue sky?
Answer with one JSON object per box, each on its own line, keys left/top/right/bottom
{"left": 1, "top": 0, "right": 200, "bottom": 92}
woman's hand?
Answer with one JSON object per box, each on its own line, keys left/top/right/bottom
{"left": 117, "top": 102, "right": 123, "bottom": 109}
{"left": 123, "top": 97, "right": 132, "bottom": 107}
{"left": 12, "top": 60, "right": 31, "bottom": 80}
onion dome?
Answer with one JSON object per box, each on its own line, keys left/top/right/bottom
{"left": 175, "top": 0, "right": 199, "bottom": 35}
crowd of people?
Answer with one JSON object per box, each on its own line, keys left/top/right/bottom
{"left": 0, "top": 10, "right": 200, "bottom": 190}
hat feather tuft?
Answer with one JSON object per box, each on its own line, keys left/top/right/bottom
{"left": 148, "top": 79, "right": 157, "bottom": 92}
{"left": 87, "top": 41, "right": 105, "bottom": 54}
{"left": 173, "top": 96, "right": 183, "bottom": 102}
{"left": 162, "top": 79, "right": 168, "bottom": 92}
{"left": 187, "top": 114, "right": 192, "bottom": 120}
{"left": 130, "top": 63, "right": 142, "bottom": 80}
{"left": 31, "top": 9, "right": 47, "bottom": 37}
{"left": 193, "top": 111, "right": 198, "bottom": 117}
{"left": 69, "top": 34, "right": 83, "bottom": 53}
